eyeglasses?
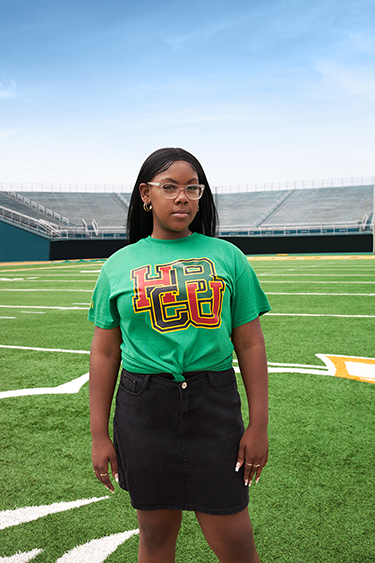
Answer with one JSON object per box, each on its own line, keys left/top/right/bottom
{"left": 147, "top": 182, "right": 205, "bottom": 200}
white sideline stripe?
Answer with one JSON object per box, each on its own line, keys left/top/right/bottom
{"left": 0, "top": 317, "right": 16, "bottom": 319}
{"left": 0, "top": 497, "right": 108, "bottom": 530}
{"left": 0, "top": 278, "right": 97, "bottom": 282}
{"left": 256, "top": 268, "right": 375, "bottom": 271}
{"left": 0, "top": 305, "right": 88, "bottom": 310}
{"left": 0, "top": 289, "right": 93, "bottom": 292}
{"left": 55, "top": 529, "right": 139, "bottom": 563}
{"left": 233, "top": 366, "right": 330, "bottom": 375}
{"left": 267, "top": 362, "right": 326, "bottom": 369}
{"left": 258, "top": 273, "right": 373, "bottom": 277}
{"left": 21, "top": 279, "right": 97, "bottom": 282}
{"left": 0, "top": 373, "right": 89, "bottom": 399}
{"left": 233, "top": 360, "right": 327, "bottom": 369}
{"left": 260, "top": 281, "right": 375, "bottom": 284}
{"left": 0, "top": 549, "right": 43, "bottom": 562}
{"left": 0, "top": 345, "right": 89, "bottom": 354}
{"left": 21, "top": 312, "right": 45, "bottom": 314}
{"left": 266, "top": 292, "right": 375, "bottom": 296}
{"left": 268, "top": 313, "right": 375, "bottom": 318}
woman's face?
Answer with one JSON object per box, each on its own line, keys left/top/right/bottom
{"left": 139, "top": 160, "right": 200, "bottom": 240}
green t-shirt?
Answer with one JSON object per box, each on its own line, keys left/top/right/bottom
{"left": 88, "top": 233, "right": 271, "bottom": 381}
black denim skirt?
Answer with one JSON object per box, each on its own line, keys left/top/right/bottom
{"left": 113, "top": 367, "right": 249, "bottom": 515}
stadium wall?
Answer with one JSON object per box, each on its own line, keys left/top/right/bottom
{"left": 0, "top": 219, "right": 50, "bottom": 262}
{"left": 220, "top": 233, "right": 373, "bottom": 254}
{"left": 1, "top": 221, "right": 372, "bottom": 262}
{"left": 48, "top": 233, "right": 372, "bottom": 260}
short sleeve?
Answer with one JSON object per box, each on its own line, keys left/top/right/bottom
{"left": 231, "top": 254, "right": 271, "bottom": 329}
{"left": 88, "top": 268, "right": 120, "bottom": 329}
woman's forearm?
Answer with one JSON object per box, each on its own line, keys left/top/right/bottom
{"left": 232, "top": 317, "right": 269, "bottom": 428}
{"left": 89, "top": 326, "right": 122, "bottom": 439}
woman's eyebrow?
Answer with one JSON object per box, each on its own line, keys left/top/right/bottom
{"left": 160, "top": 177, "right": 199, "bottom": 183}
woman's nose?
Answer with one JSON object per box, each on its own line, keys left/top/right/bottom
{"left": 174, "top": 187, "right": 188, "bottom": 202}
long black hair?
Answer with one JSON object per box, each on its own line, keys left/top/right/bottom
{"left": 127, "top": 148, "right": 218, "bottom": 244}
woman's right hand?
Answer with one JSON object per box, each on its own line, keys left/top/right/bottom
{"left": 92, "top": 436, "right": 119, "bottom": 493}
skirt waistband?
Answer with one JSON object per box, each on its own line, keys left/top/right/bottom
{"left": 120, "top": 367, "right": 235, "bottom": 389}
{"left": 122, "top": 368, "right": 211, "bottom": 380}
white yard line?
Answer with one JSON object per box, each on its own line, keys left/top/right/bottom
{"left": 19, "top": 279, "right": 97, "bottom": 282}
{"left": 267, "top": 313, "right": 375, "bottom": 318}
{"left": 0, "top": 497, "right": 108, "bottom": 530}
{"left": 232, "top": 359, "right": 328, "bottom": 369}
{"left": 21, "top": 312, "right": 45, "bottom": 314}
{"left": 0, "top": 372, "right": 90, "bottom": 399}
{"left": 0, "top": 289, "right": 93, "bottom": 292}
{"left": 0, "top": 305, "right": 88, "bottom": 310}
{"left": 265, "top": 292, "right": 375, "bottom": 296}
{"left": 0, "top": 548, "right": 43, "bottom": 562}
{"left": 0, "top": 345, "right": 89, "bottom": 353}
{"left": 260, "top": 281, "right": 375, "bottom": 284}
{"left": 55, "top": 529, "right": 139, "bottom": 563}
{"left": 0, "top": 316, "right": 16, "bottom": 319}
{"left": 258, "top": 273, "right": 372, "bottom": 277}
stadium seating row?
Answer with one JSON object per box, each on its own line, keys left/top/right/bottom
{"left": 0, "top": 184, "right": 373, "bottom": 232}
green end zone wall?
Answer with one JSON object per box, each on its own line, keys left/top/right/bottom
{"left": 221, "top": 233, "right": 373, "bottom": 254}
{"left": 0, "top": 219, "right": 50, "bottom": 262}
{"left": 49, "top": 233, "right": 373, "bottom": 259}
{"left": 0, "top": 220, "right": 373, "bottom": 261}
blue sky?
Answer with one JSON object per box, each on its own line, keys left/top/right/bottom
{"left": 1, "top": 0, "right": 375, "bottom": 187}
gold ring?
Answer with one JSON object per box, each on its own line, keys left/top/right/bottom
{"left": 253, "top": 464, "right": 260, "bottom": 468}
{"left": 246, "top": 462, "right": 253, "bottom": 466}
{"left": 99, "top": 473, "right": 108, "bottom": 477}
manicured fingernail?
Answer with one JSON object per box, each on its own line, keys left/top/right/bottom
{"left": 235, "top": 462, "right": 241, "bottom": 472}
{"left": 249, "top": 479, "right": 252, "bottom": 487}
{"left": 105, "top": 486, "right": 115, "bottom": 494}
{"left": 115, "top": 473, "right": 119, "bottom": 483}
{"left": 245, "top": 479, "right": 248, "bottom": 486}
{"left": 256, "top": 477, "right": 260, "bottom": 484}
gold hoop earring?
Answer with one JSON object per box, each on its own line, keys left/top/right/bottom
{"left": 196, "top": 205, "right": 199, "bottom": 212}
{"left": 143, "top": 202, "right": 152, "bottom": 212}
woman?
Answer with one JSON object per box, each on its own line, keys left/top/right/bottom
{"left": 89, "top": 147, "right": 271, "bottom": 563}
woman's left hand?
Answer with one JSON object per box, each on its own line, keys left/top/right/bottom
{"left": 235, "top": 425, "right": 269, "bottom": 486}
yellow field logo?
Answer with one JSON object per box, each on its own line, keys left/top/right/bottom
{"left": 317, "top": 354, "right": 375, "bottom": 384}
{"left": 233, "top": 353, "right": 375, "bottom": 385}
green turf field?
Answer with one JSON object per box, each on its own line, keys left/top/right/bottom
{"left": 0, "top": 255, "right": 374, "bottom": 562}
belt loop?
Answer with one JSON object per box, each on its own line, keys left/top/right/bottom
{"left": 207, "top": 371, "right": 218, "bottom": 390}
{"left": 142, "top": 373, "right": 152, "bottom": 389}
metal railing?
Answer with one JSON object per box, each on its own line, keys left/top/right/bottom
{"left": 2, "top": 190, "right": 70, "bottom": 225}
{"left": 0, "top": 182, "right": 132, "bottom": 194}
{"left": 0, "top": 205, "right": 59, "bottom": 237}
{"left": 219, "top": 226, "right": 373, "bottom": 237}
{"left": 0, "top": 176, "right": 373, "bottom": 194}
{"left": 0, "top": 205, "right": 126, "bottom": 239}
{"left": 2, "top": 204, "right": 372, "bottom": 240}
{"left": 213, "top": 176, "right": 375, "bottom": 194}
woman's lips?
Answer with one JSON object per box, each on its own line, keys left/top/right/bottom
{"left": 172, "top": 211, "right": 189, "bottom": 217}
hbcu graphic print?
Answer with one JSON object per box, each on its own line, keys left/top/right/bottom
{"left": 131, "top": 258, "right": 226, "bottom": 333}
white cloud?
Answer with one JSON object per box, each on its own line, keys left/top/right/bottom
{"left": 311, "top": 60, "right": 375, "bottom": 101}
{"left": 163, "top": 10, "right": 253, "bottom": 49}
{"left": 0, "top": 80, "right": 17, "bottom": 99}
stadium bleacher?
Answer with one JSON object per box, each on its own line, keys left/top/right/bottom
{"left": 0, "top": 191, "right": 63, "bottom": 226}
{"left": 215, "top": 191, "right": 285, "bottom": 229}
{"left": 261, "top": 185, "right": 373, "bottom": 228}
{"left": 18, "top": 192, "right": 129, "bottom": 226}
{"left": 0, "top": 183, "right": 373, "bottom": 238}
